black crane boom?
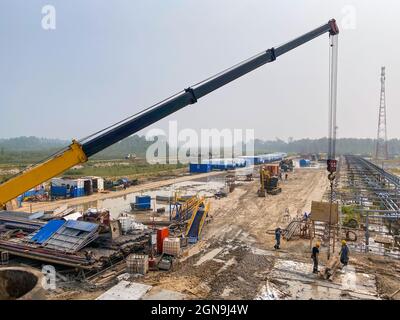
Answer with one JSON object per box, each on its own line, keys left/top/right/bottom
{"left": 82, "top": 19, "right": 339, "bottom": 157}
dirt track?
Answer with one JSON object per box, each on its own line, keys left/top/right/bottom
{"left": 50, "top": 167, "right": 400, "bottom": 300}
{"left": 205, "top": 168, "right": 329, "bottom": 248}
{"left": 50, "top": 167, "right": 330, "bottom": 300}
{"left": 139, "top": 168, "right": 332, "bottom": 299}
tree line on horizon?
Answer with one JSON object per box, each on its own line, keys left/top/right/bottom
{"left": 0, "top": 135, "right": 399, "bottom": 163}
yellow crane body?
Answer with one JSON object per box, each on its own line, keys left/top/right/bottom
{"left": 0, "top": 140, "right": 87, "bottom": 207}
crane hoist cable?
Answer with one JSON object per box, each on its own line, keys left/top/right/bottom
{"left": 327, "top": 33, "right": 339, "bottom": 259}
{"left": 328, "top": 34, "right": 339, "bottom": 161}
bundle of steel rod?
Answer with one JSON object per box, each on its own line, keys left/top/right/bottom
{"left": 0, "top": 239, "right": 100, "bottom": 270}
{"left": 0, "top": 216, "right": 45, "bottom": 233}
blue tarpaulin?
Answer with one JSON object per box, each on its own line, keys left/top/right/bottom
{"left": 31, "top": 220, "right": 65, "bottom": 244}
{"left": 64, "top": 220, "right": 98, "bottom": 232}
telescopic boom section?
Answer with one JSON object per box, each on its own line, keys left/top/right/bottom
{"left": 82, "top": 19, "right": 339, "bottom": 156}
{"left": 0, "top": 19, "right": 339, "bottom": 207}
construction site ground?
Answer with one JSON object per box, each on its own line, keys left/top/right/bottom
{"left": 16, "top": 170, "right": 222, "bottom": 213}
{"left": 46, "top": 167, "right": 400, "bottom": 300}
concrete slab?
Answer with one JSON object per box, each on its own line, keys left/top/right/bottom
{"left": 194, "top": 247, "right": 223, "bottom": 266}
{"left": 267, "top": 259, "right": 379, "bottom": 300}
{"left": 96, "top": 281, "right": 152, "bottom": 300}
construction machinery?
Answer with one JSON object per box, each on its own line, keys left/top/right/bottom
{"left": 185, "top": 200, "right": 210, "bottom": 243}
{"left": 258, "top": 166, "right": 282, "bottom": 196}
{"left": 279, "top": 159, "right": 294, "bottom": 172}
{"left": 0, "top": 19, "right": 339, "bottom": 209}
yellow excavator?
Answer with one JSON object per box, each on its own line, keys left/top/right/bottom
{"left": 0, "top": 19, "right": 339, "bottom": 210}
{"left": 258, "top": 166, "right": 282, "bottom": 197}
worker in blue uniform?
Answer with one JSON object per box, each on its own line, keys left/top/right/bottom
{"left": 274, "top": 227, "right": 283, "bottom": 250}
{"left": 311, "top": 242, "right": 320, "bottom": 273}
{"left": 339, "top": 240, "right": 350, "bottom": 266}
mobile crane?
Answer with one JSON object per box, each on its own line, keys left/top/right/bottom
{"left": 0, "top": 19, "right": 339, "bottom": 209}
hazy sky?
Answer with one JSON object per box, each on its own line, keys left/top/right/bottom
{"left": 1, "top": 0, "right": 399, "bottom": 141}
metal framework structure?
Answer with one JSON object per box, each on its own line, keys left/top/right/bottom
{"left": 375, "top": 66, "right": 389, "bottom": 160}
{"left": 339, "top": 155, "right": 400, "bottom": 258}
{"left": 344, "top": 155, "right": 400, "bottom": 213}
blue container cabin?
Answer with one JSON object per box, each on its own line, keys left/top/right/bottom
{"left": 71, "top": 186, "right": 85, "bottom": 197}
{"left": 51, "top": 185, "right": 84, "bottom": 198}
{"left": 135, "top": 195, "right": 151, "bottom": 210}
{"left": 50, "top": 185, "right": 68, "bottom": 198}
{"left": 189, "top": 163, "right": 211, "bottom": 173}
{"left": 299, "top": 159, "right": 311, "bottom": 167}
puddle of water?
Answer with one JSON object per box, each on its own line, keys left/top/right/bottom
{"left": 67, "top": 178, "right": 226, "bottom": 219}
{"left": 256, "top": 281, "right": 283, "bottom": 300}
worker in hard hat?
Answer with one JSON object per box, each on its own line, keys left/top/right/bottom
{"left": 274, "top": 227, "right": 283, "bottom": 250}
{"left": 311, "top": 242, "right": 320, "bottom": 273}
{"left": 339, "top": 240, "right": 350, "bottom": 267}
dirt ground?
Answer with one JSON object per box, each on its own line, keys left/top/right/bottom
{"left": 47, "top": 167, "right": 400, "bottom": 300}
{"left": 16, "top": 170, "right": 224, "bottom": 213}
{"left": 137, "top": 168, "right": 337, "bottom": 299}
{"left": 138, "top": 168, "right": 399, "bottom": 300}
{"left": 205, "top": 168, "right": 329, "bottom": 248}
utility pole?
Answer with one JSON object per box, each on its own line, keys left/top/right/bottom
{"left": 374, "top": 66, "right": 389, "bottom": 160}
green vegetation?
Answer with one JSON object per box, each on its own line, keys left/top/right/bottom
{"left": 341, "top": 205, "right": 361, "bottom": 228}
{"left": 3, "top": 136, "right": 400, "bottom": 162}
{"left": 254, "top": 137, "right": 400, "bottom": 156}
{"left": 0, "top": 135, "right": 151, "bottom": 162}
{"left": 3, "top": 135, "right": 400, "bottom": 174}
{"left": 0, "top": 136, "right": 68, "bottom": 151}
{"left": 63, "top": 161, "right": 186, "bottom": 179}
{"left": 0, "top": 174, "right": 12, "bottom": 183}
{"left": 0, "top": 160, "right": 186, "bottom": 183}
{"left": 0, "top": 135, "right": 400, "bottom": 163}
{"left": 0, "top": 151, "right": 59, "bottom": 164}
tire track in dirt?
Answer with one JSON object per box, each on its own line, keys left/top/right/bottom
{"left": 205, "top": 169, "right": 329, "bottom": 248}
